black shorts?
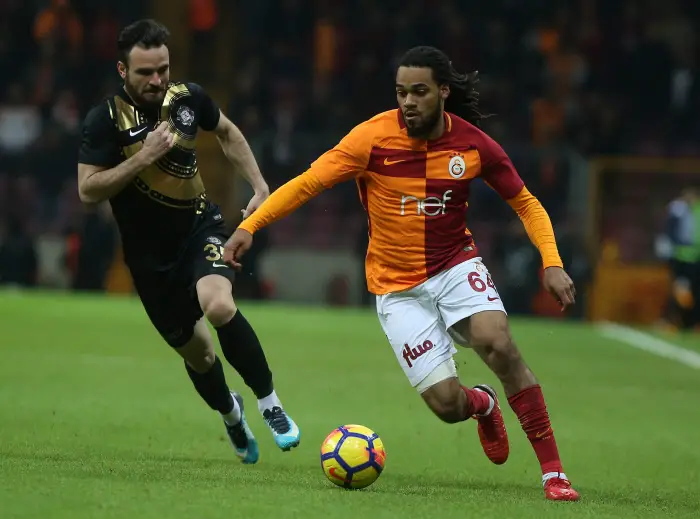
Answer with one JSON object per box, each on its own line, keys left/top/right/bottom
{"left": 130, "top": 220, "right": 236, "bottom": 348}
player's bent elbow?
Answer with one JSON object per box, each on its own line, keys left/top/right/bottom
{"left": 77, "top": 185, "right": 92, "bottom": 204}
{"left": 77, "top": 186, "right": 101, "bottom": 205}
{"left": 77, "top": 164, "right": 111, "bottom": 204}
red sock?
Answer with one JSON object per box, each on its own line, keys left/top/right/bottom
{"left": 461, "top": 386, "right": 491, "bottom": 418}
{"left": 508, "top": 385, "right": 563, "bottom": 475}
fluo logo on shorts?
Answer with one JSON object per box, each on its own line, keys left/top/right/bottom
{"left": 400, "top": 190, "right": 452, "bottom": 216}
{"left": 402, "top": 340, "right": 434, "bottom": 368}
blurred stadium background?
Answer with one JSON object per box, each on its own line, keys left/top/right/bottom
{"left": 0, "top": 0, "right": 699, "bottom": 327}
{"left": 2, "top": 0, "right": 700, "bottom": 327}
{"left": 1, "top": 1, "right": 700, "bottom": 518}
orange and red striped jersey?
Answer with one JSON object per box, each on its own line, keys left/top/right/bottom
{"left": 239, "top": 109, "right": 562, "bottom": 295}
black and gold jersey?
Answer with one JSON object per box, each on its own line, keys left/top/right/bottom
{"left": 78, "top": 82, "right": 223, "bottom": 269}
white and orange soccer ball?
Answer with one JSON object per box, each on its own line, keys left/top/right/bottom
{"left": 320, "top": 424, "right": 386, "bottom": 489}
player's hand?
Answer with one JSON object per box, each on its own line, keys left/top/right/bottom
{"left": 543, "top": 266, "right": 576, "bottom": 311}
{"left": 140, "top": 121, "right": 175, "bottom": 164}
{"left": 223, "top": 228, "right": 253, "bottom": 270}
{"left": 241, "top": 187, "right": 270, "bottom": 219}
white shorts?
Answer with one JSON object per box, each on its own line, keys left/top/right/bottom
{"left": 376, "top": 258, "right": 506, "bottom": 391}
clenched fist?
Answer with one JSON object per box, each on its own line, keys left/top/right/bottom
{"left": 223, "top": 228, "right": 253, "bottom": 270}
{"left": 139, "top": 121, "right": 175, "bottom": 164}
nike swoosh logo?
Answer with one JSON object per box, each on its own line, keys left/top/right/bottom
{"left": 384, "top": 158, "right": 406, "bottom": 166}
{"left": 212, "top": 262, "right": 228, "bottom": 268}
{"left": 487, "top": 296, "right": 500, "bottom": 301}
{"left": 129, "top": 127, "right": 147, "bottom": 137}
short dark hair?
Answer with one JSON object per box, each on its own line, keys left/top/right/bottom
{"left": 397, "top": 46, "right": 489, "bottom": 128}
{"left": 117, "top": 19, "right": 170, "bottom": 64}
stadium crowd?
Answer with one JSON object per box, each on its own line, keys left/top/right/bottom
{"left": 1, "top": 0, "right": 699, "bottom": 318}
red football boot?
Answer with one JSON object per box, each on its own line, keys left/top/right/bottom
{"left": 473, "top": 384, "right": 509, "bottom": 465}
{"left": 544, "top": 475, "right": 580, "bottom": 501}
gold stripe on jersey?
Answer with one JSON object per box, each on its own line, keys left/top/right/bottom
{"left": 111, "top": 84, "right": 205, "bottom": 208}
{"left": 138, "top": 164, "right": 204, "bottom": 200}
{"left": 133, "top": 177, "right": 206, "bottom": 209}
{"left": 155, "top": 153, "right": 198, "bottom": 179}
{"left": 161, "top": 83, "right": 197, "bottom": 150}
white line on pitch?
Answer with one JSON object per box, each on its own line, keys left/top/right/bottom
{"left": 597, "top": 321, "right": 700, "bottom": 369}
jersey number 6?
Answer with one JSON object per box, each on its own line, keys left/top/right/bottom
{"left": 468, "top": 271, "right": 497, "bottom": 293}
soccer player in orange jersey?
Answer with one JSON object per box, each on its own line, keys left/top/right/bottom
{"left": 224, "top": 46, "right": 579, "bottom": 501}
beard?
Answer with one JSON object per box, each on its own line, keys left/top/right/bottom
{"left": 405, "top": 105, "right": 442, "bottom": 138}
{"left": 124, "top": 79, "right": 166, "bottom": 109}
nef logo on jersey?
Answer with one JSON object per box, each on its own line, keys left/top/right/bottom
{"left": 448, "top": 152, "right": 466, "bottom": 179}
{"left": 400, "top": 190, "right": 453, "bottom": 216}
{"left": 402, "top": 340, "right": 434, "bottom": 368}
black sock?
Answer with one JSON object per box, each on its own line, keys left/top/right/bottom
{"left": 216, "top": 310, "right": 274, "bottom": 399}
{"left": 185, "top": 356, "right": 234, "bottom": 414}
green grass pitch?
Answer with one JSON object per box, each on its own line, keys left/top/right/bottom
{"left": 1, "top": 291, "right": 698, "bottom": 518}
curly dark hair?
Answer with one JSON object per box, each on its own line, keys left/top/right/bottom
{"left": 398, "top": 46, "right": 490, "bottom": 127}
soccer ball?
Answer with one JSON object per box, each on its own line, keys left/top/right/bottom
{"left": 320, "top": 424, "right": 386, "bottom": 489}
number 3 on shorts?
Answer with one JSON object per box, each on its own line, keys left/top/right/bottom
{"left": 204, "top": 243, "right": 225, "bottom": 262}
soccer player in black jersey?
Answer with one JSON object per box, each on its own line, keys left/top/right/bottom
{"left": 77, "top": 19, "right": 300, "bottom": 463}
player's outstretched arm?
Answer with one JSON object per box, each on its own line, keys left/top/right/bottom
{"left": 212, "top": 112, "right": 270, "bottom": 218}
{"left": 477, "top": 131, "right": 575, "bottom": 310}
{"left": 78, "top": 121, "right": 174, "bottom": 203}
{"left": 223, "top": 120, "right": 374, "bottom": 268}
{"left": 223, "top": 172, "right": 326, "bottom": 268}
{"left": 506, "top": 189, "right": 576, "bottom": 310}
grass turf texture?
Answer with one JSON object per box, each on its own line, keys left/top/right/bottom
{"left": 1, "top": 291, "right": 698, "bottom": 518}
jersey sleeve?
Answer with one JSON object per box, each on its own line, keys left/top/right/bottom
{"left": 475, "top": 129, "right": 562, "bottom": 269}
{"left": 237, "top": 172, "right": 325, "bottom": 235}
{"left": 237, "top": 120, "right": 375, "bottom": 236}
{"left": 78, "top": 102, "right": 122, "bottom": 168}
{"left": 187, "top": 82, "right": 221, "bottom": 131}
{"left": 306, "top": 121, "right": 374, "bottom": 188}
{"left": 476, "top": 131, "right": 525, "bottom": 200}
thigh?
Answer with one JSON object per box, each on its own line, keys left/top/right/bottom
{"left": 432, "top": 258, "right": 507, "bottom": 344}
{"left": 375, "top": 288, "right": 457, "bottom": 389}
{"left": 456, "top": 309, "right": 513, "bottom": 349}
{"left": 131, "top": 269, "right": 199, "bottom": 348}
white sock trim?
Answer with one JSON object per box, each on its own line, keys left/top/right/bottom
{"left": 473, "top": 387, "right": 495, "bottom": 417}
{"left": 257, "top": 390, "right": 282, "bottom": 415}
{"left": 542, "top": 472, "right": 567, "bottom": 486}
{"left": 221, "top": 394, "right": 242, "bottom": 425}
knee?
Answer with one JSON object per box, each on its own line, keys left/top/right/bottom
{"left": 186, "top": 349, "right": 217, "bottom": 373}
{"left": 201, "top": 294, "right": 237, "bottom": 327}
